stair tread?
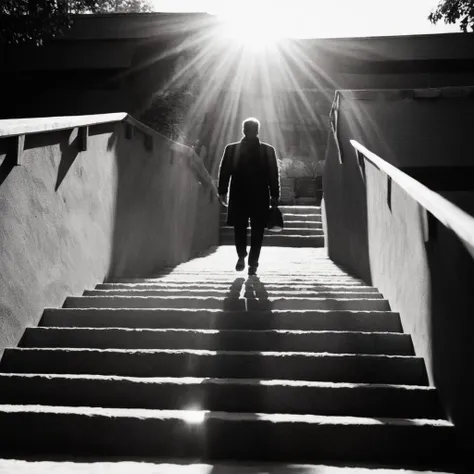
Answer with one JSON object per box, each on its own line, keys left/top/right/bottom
{"left": 0, "top": 461, "right": 454, "bottom": 474}
{"left": 0, "top": 405, "right": 452, "bottom": 427}
{"left": 27, "top": 327, "right": 405, "bottom": 336}
{"left": 0, "top": 373, "right": 435, "bottom": 390}
{"left": 9, "top": 347, "right": 420, "bottom": 358}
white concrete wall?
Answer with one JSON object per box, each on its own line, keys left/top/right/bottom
{"left": 323, "top": 92, "right": 474, "bottom": 455}
{"left": 0, "top": 118, "right": 219, "bottom": 355}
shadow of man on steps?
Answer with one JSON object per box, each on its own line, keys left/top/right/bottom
{"left": 204, "top": 276, "right": 280, "bottom": 464}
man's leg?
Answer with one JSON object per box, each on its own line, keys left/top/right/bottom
{"left": 234, "top": 217, "right": 248, "bottom": 271}
{"left": 248, "top": 215, "right": 266, "bottom": 273}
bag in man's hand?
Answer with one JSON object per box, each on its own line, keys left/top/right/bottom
{"left": 267, "top": 206, "right": 284, "bottom": 233}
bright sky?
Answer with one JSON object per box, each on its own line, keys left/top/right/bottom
{"left": 150, "top": 0, "right": 460, "bottom": 38}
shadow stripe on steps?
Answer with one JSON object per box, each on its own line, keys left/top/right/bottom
{"left": 0, "top": 348, "right": 429, "bottom": 385}
{"left": 83, "top": 290, "right": 384, "bottom": 300}
{"left": 21, "top": 327, "right": 414, "bottom": 355}
{"left": 0, "top": 406, "right": 455, "bottom": 465}
{"left": 40, "top": 309, "right": 404, "bottom": 332}
{"left": 0, "top": 374, "right": 443, "bottom": 419}
{"left": 63, "top": 296, "right": 391, "bottom": 311}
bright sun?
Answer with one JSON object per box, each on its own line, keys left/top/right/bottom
{"left": 216, "top": 8, "right": 286, "bottom": 52}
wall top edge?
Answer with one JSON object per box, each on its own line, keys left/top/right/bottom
{"left": 0, "top": 113, "right": 217, "bottom": 192}
{"left": 350, "top": 140, "right": 474, "bottom": 255}
{"left": 335, "top": 86, "right": 474, "bottom": 101}
{"left": 0, "top": 112, "right": 128, "bottom": 138}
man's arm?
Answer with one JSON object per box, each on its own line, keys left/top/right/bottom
{"left": 268, "top": 146, "right": 280, "bottom": 205}
{"left": 217, "top": 145, "right": 233, "bottom": 199}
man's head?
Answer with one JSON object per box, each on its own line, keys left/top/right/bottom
{"left": 242, "top": 117, "right": 260, "bottom": 138}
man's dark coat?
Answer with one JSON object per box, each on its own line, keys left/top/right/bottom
{"left": 218, "top": 137, "right": 280, "bottom": 226}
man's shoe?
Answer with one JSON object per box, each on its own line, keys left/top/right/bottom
{"left": 248, "top": 265, "right": 258, "bottom": 276}
{"left": 235, "top": 257, "right": 245, "bottom": 272}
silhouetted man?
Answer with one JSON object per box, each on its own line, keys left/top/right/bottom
{"left": 218, "top": 118, "right": 280, "bottom": 275}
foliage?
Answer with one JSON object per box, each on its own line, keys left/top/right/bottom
{"left": 429, "top": 0, "right": 474, "bottom": 32}
{"left": 279, "top": 157, "right": 322, "bottom": 178}
{"left": 91, "top": 0, "right": 152, "bottom": 13}
{"left": 0, "top": 0, "right": 153, "bottom": 46}
{"left": 140, "top": 88, "right": 196, "bottom": 145}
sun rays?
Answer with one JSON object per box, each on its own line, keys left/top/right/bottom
{"left": 131, "top": 12, "right": 340, "bottom": 175}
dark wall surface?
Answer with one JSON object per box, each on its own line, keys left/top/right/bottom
{"left": 2, "top": 14, "right": 474, "bottom": 177}
{"left": 323, "top": 89, "right": 474, "bottom": 456}
{"left": 0, "top": 117, "right": 219, "bottom": 358}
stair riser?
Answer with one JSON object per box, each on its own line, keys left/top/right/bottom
{"left": 220, "top": 221, "right": 323, "bottom": 229}
{"left": 21, "top": 329, "right": 414, "bottom": 355}
{"left": 41, "top": 309, "right": 403, "bottom": 332}
{"left": 104, "top": 279, "right": 368, "bottom": 286}
{"left": 132, "top": 275, "right": 364, "bottom": 281}
{"left": 278, "top": 206, "right": 322, "bottom": 213}
{"left": 219, "top": 212, "right": 322, "bottom": 220}
{"left": 64, "top": 297, "right": 390, "bottom": 311}
{"left": 1, "top": 350, "right": 428, "bottom": 385}
{"left": 0, "top": 376, "right": 441, "bottom": 419}
{"left": 220, "top": 229, "right": 324, "bottom": 237}
{"left": 96, "top": 284, "right": 379, "bottom": 293}
{"left": 282, "top": 215, "right": 322, "bottom": 222}
{"left": 84, "top": 290, "right": 384, "bottom": 299}
{"left": 219, "top": 237, "right": 325, "bottom": 248}
{"left": 0, "top": 412, "right": 453, "bottom": 465}
{"left": 220, "top": 219, "right": 323, "bottom": 227}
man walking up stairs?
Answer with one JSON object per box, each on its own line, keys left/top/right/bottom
{"left": 219, "top": 205, "right": 325, "bottom": 249}
{"left": 0, "top": 245, "right": 456, "bottom": 472}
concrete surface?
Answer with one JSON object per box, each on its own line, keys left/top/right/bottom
{"left": 0, "top": 460, "right": 458, "bottom": 474}
{"left": 323, "top": 95, "right": 474, "bottom": 456}
{"left": 219, "top": 206, "right": 325, "bottom": 247}
{"left": 0, "top": 117, "right": 219, "bottom": 356}
{"left": 0, "top": 246, "right": 456, "bottom": 468}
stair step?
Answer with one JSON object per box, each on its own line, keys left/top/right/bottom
{"left": 0, "top": 374, "right": 442, "bottom": 419}
{"left": 41, "top": 309, "right": 403, "bottom": 332}
{"left": 131, "top": 274, "right": 363, "bottom": 281}
{"left": 219, "top": 228, "right": 324, "bottom": 237}
{"left": 0, "top": 348, "right": 428, "bottom": 385}
{"left": 219, "top": 235, "right": 325, "bottom": 247}
{"left": 0, "top": 460, "right": 455, "bottom": 474}
{"left": 0, "top": 406, "right": 454, "bottom": 464}
{"left": 279, "top": 206, "right": 321, "bottom": 214}
{"left": 63, "top": 296, "right": 390, "bottom": 311}
{"left": 21, "top": 328, "right": 413, "bottom": 355}
{"left": 96, "top": 283, "right": 379, "bottom": 293}
{"left": 105, "top": 277, "right": 367, "bottom": 285}
{"left": 282, "top": 214, "right": 322, "bottom": 222}
{"left": 219, "top": 220, "right": 323, "bottom": 228}
{"left": 84, "top": 289, "right": 384, "bottom": 299}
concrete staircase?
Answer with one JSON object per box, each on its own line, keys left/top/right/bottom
{"left": 219, "top": 206, "right": 324, "bottom": 247}
{"left": 0, "top": 247, "right": 455, "bottom": 472}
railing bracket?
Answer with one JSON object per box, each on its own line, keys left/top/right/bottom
{"left": 12, "top": 134, "right": 25, "bottom": 166}
{"left": 124, "top": 123, "right": 134, "bottom": 140}
{"left": 387, "top": 175, "right": 392, "bottom": 212}
{"left": 144, "top": 134, "right": 153, "bottom": 152}
{"left": 78, "top": 126, "right": 88, "bottom": 152}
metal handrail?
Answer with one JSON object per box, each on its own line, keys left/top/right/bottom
{"left": 350, "top": 140, "right": 474, "bottom": 255}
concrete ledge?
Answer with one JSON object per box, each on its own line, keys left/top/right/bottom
{"left": 0, "top": 348, "right": 428, "bottom": 385}
{"left": 0, "top": 406, "right": 454, "bottom": 465}
{"left": 41, "top": 308, "right": 403, "bottom": 332}
{"left": 0, "top": 113, "right": 127, "bottom": 138}
{"left": 0, "top": 460, "right": 457, "bottom": 474}
{"left": 0, "top": 374, "right": 441, "bottom": 419}
{"left": 63, "top": 296, "right": 390, "bottom": 311}
{"left": 96, "top": 283, "right": 378, "bottom": 292}
{"left": 83, "top": 289, "right": 383, "bottom": 299}
{"left": 21, "top": 327, "right": 413, "bottom": 355}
